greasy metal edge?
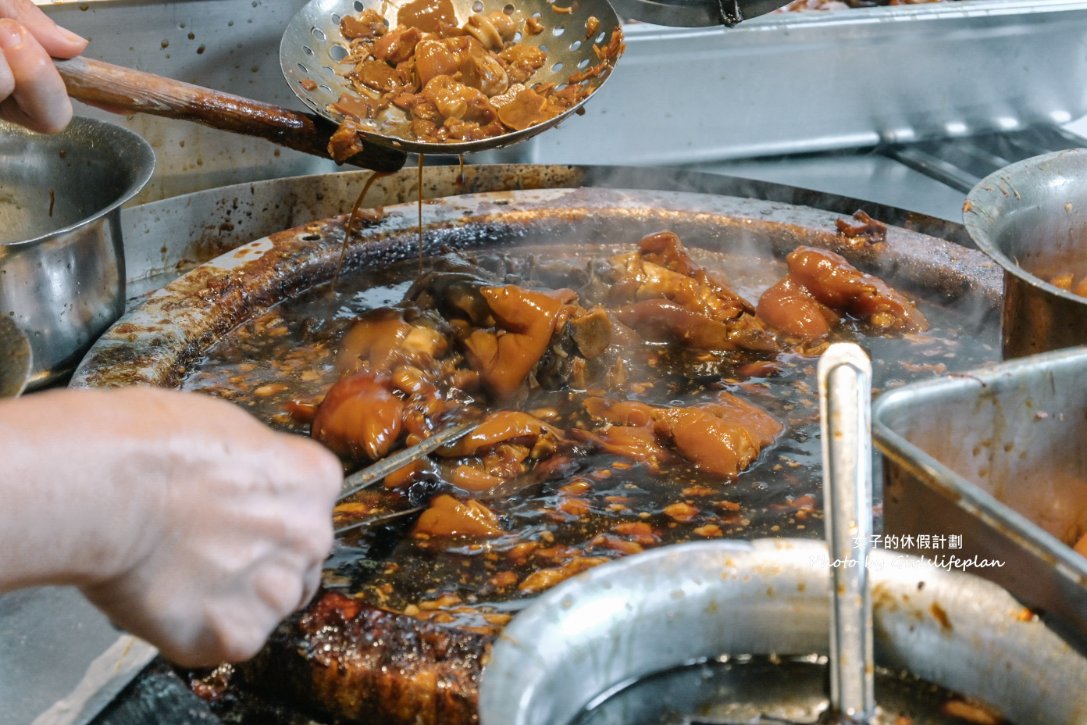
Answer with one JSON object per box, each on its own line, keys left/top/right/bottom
{"left": 964, "top": 148, "right": 1087, "bottom": 304}
{"left": 31, "top": 636, "right": 158, "bottom": 725}
{"left": 871, "top": 349, "right": 1087, "bottom": 600}
{"left": 0, "top": 116, "right": 155, "bottom": 248}
{"left": 73, "top": 185, "right": 1000, "bottom": 389}
{"left": 479, "top": 538, "right": 1087, "bottom": 725}
{"left": 118, "top": 163, "right": 979, "bottom": 297}
{"left": 680, "top": 0, "right": 1087, "bottom": 34}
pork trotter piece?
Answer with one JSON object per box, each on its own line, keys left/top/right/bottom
{"left": 608, "top": 231, "right": 776, "bottom": 352}
{"left": 310, "top": 372, "right": 404, "bottom": 463}
{"left": 756, "top": 277, "right": 839, "bottom": 342}
{"left": 240, "top": 591, "right": 489, "bottom": 725}
{"left": 785, "top": 246, "right": 928, "bottom": 333}
{"left": 463, "top": 285, "right": 563, "bottom": 398}
{"left": 579, "top": 392, "right": 781, "bottom": 478}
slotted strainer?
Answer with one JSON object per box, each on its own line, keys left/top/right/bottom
{"left": 280, "top": 0, "right": 624, "bottom": 155}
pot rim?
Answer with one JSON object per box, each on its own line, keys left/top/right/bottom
{"left": 0, "top": 115, "right": 155, "bottom": 248}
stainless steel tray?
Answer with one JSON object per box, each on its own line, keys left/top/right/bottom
{"left": 873, "top": 347, "right": 1087, "bottom": 656}
{"left": 480, "top": 0, "right": 1087, "bottom": 166}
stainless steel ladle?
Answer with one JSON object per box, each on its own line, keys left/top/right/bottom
{"left": 818, "top": 342, "right": 875, "bottom": 723}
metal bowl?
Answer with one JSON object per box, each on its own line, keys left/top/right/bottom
{"left": 964, "top": 148, "right": 1087, "bottom": 359}
{"left": 0, "top": 116, "right": 154, "bottom": 388}
{"left": 479, "top": 539, "right": 1087, "bottom": 725}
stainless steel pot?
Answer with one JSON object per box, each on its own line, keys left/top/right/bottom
{"left": 479, "top": 540, "right": 1087, "bottom": 725}
{"left": 0, "top": 316, "right": 31, "bottom": 398}
{"left": 0, "top": 117, "right": 154, "bottom": 388}
{"left": 964, "top": 148, "right": 1087, "bottom": 359}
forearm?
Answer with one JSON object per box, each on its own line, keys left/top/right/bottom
{"left": 0, "top": 388, "right": 162, "bottom": 591}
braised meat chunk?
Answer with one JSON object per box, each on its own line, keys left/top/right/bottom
{"left": 463, "top": 285, "right": 565, "bottom": 398}
{"left": 609, "top": 231, "right": 776, "bottom": 352}
{"left": 578, "top": 392, "right": 782, "bottom": 478}
{"left": 758, "top": 246, "right": 928, "bottom": 339}
{"left": 785, "top": 246, "right": 928, "bottom": 333}
{"left": 756, "top": 277, "right": 838, "bottom": 342}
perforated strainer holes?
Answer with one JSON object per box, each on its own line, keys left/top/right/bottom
{"left": 551, "top": 61, "right": 564, "bottom": 72}
{"left": 552, "top": 25, "right": 565, "bottom": 36}
{"left": 353, "top": 0, "right": 364, "bottom": 11}
{"left": 569, "top": 39, "right": 581, "bottom": 51}
{"left": 301, "top": 234, "right": 322, "bottom": 241}
{"left": 594, "top": 31, "right": 606, "bottom": 43}
{"left": 303, "top": 45, "right": 315, "bottom": 56}
{"left": 472, "top": 0, "right": 484, "bottom": 10}
{"left": 513, "top": 31, "right": 522, "bottom": 41}
{"left": 503, "top": 3, "right": 515, "bottom": 13}
{"left": 329, "top": 44, "right": 349, "bottom": 61}
{"left": 576, "top": 57, "right": 589, "bottom": 69}
{"left": 311, "top": 26, "right": 327, "bottom": 41}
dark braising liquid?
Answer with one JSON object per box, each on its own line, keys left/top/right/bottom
{"left": 573, "top": 656, "right": 1004, "bottom": 725}
{"left": 417, "top": 153, "right": 425, "bottom": 270}
{"left": 182, "top": 241, "right": 997, "bottom": 628}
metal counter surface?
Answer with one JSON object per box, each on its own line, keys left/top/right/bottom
{"left": 0, "top": 588, "right": 156, "bottom": 725}
{"left": 38, "top": 0, "right": 1087, "bottom": 203}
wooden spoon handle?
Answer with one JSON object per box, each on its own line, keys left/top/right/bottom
{"left": 55, "top": 56, "right": 406, "bottom": 173}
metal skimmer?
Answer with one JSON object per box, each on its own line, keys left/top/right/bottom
{"left": 280, "top": 0, "right": 624, "bottom": 155}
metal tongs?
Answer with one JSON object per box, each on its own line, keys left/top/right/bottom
{"left": 818, "top": 343, "right": 876, "bottom": 723}
{"left": 333, "top": 419, "right": 478, "bottom": 536}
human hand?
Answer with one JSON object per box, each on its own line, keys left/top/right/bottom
{"left": 0, "top": 387, "right": 343, "bottom": 667}
{"left": 0, "top": 0, "right": 87, "bottom": 132}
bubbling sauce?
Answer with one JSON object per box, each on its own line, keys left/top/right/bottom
{"left": 183, "top": 238, "right": 996, "bottom": 625}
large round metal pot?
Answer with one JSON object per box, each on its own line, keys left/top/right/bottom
{"left": 0, "top": 116, "right": 154, "bottom": 388}
{"left": 479, "top": 539, "right": 1087, "bottom": 725}
{"left": 964, "top": 148, "right": 1087, "bottom": 359}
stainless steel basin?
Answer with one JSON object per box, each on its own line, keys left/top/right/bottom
{"left": 480, "top": 539, "right": 1087, "bottom": 724}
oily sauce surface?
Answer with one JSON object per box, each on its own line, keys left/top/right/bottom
{"left": 182, "top": 240, "right": 996, "bottom": 627}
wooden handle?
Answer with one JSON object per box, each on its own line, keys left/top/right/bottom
{"left": 56, "top": 56, "right": 407, "bottom": 173}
